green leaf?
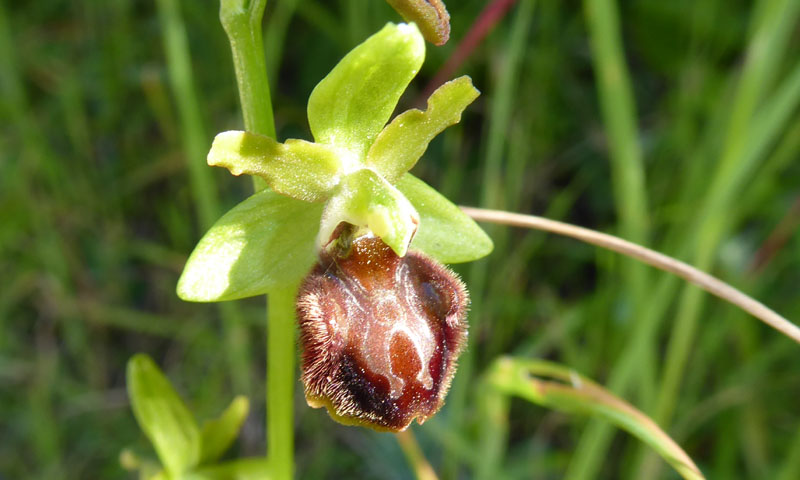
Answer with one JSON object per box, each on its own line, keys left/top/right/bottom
{"left": 177, "top": 190, "right": 322, "bottom": 302}
{"left": 397, "top": 173, "right": 493, "bottom": 263}
{"left": 319, "top": 168, "right": 419, "bottom": 257}
{"left": 127, "top": 354, "right": 201, "bottom": 476}
{"left": 200, "top": 396, "right": 250, "bottom": 464}
{"left": 368, "top": 76, "right": 479, "bottom": 183}
{"left": 307, "top": 23, "right": 425, "bottom": 159}
{"left": 487, "top": 357, "right": 705, "bottom": 480}
{"left": 208, "top": 131, "right": 341, "bottom": 202}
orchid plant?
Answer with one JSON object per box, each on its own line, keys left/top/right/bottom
{"left": 125, "top": 21, "right": 491, "bottom": 479}
{"left": 122, "top": 3, "right": 800, "bottom": 480}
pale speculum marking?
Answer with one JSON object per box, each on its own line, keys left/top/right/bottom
{"left": 339, "top": 261, "right": 435, "bottom": 399}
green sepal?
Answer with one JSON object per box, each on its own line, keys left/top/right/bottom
{"left": 367, "top": 76, "right": 479, "bottom": 182}
{"left": 307, "top": 23, "right": 425, "bottom": 159}
{"left": 319, "top": 168, "right": 419, "bottom": 257}
{"left": 199, "top": 396, "right": 249, "bottom": 464}
{"left": 208, "top": 131, "right": 341, "bottom": 202}
{"left": 177, "top": 191, "right": 322, "bottom": 302}
{"left": 127, "top": 354, "right": 201, "bottom": 477}
{"left": 397, "top": 173, "right": 493, "bottom": 263}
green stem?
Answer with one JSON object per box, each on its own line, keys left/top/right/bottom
{"left": 220, "top": 0, "right": 276, "bottom": 140}
{"left": 267, "top": 287, "right": 296, "bottom": 480}
{"left": 220, "top": 2, "right": 292, "bottom": 478}
{"left": 396, "top": 430, "right": 439, "bottom": 480}
{"left": 220, "top": 0, "right": 272, "bottom": 191}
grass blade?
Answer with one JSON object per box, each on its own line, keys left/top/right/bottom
{"left": 488, "top": 357, "right": 704, "bottom": 480}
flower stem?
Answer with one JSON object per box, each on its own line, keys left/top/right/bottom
{"left": 396, "top": 430, "right": 439, "bottom": 480}
{"left": 267, "top": 286, "right": 296, "bottom": 480}
{"left": 220, "top": 2, "right": 294, "bottom": 478}
{"left": 220, "top": 0, "right": 276, "bottom": 141}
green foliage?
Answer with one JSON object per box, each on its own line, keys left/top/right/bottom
{"left": 3, "top": 0, "right": 800, "bottom": 478}
{"left": 307, "top": 22, "right": 424, "bottom": 159}
{"left": 487, "top": 357, "right": 704, "bottom": 480}
{"left": 177, "top": 190, "right": 322, "bottom": 302}
{"left": 200, "top": 396, "right": 250, "bottom": 464}
{"left": 127, "top": 355, "right": 254, "bottom": 478}
{"left": 399, "top": 174, "right": 493, "bottom": 263}
{"left": 318, "top": 168, "right": 420, "bottom": 257}
{"left": 367, "top": 76, "right": 480, "bottom": 183}
{"left": 208, "top": 131, "right": 341, "bottom": 202}
{"left": 178, "top": 20, "right": 489, "bottom": 301}
{"left": 127, "top": 354, "right": 201, "bottom": 476}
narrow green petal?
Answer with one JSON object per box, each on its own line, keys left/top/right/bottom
{"left": 177, "top": 191, "right": 322, "bottom": 302}
{"left": 208, "top": 130, "right": 341, "bottom": 202}
{"left": 367, "top": 76, "right": 479, "bottom": 182}
{"left": 307, "top": 23, "right": 425, "bottom": 159}
{"left": 127, "top": 354, "right": 201, "bottom": 476}
{"left": 199, "top": 396, "right": 249, "bottom": 464}
{"left": 397, "top": 173, "right": 493, "bottom": 263}
{"left": 319, "top": 169, "right": 419, "bottom": 257}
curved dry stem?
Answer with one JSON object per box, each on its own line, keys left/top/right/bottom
{"left": 460, "top": 206, "right": 800, "bottom": 344}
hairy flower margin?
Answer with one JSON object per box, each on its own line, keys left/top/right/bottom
{"left": 177, "top": 23, "right": 492, "bottom": 303}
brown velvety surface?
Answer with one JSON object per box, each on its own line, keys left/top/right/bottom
{"left": 297, "top": 235, "right": 468, "bottom": 431}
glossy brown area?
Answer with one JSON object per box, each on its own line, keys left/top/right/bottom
{"left": 297, "top": 234, "right": 468, "bottom": 431}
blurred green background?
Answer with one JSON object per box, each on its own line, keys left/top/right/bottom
{"left": 2, "top": 0, "right": 800, "bottom": 478}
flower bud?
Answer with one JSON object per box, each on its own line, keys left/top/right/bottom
{"left": 297, "top": 233, "right": 468, "bottom": 431}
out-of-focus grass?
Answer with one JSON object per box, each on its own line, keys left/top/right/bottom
{"left": 1, "top": 0, "right": 799, "bottom": 479}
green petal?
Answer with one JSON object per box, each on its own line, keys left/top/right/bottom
{"left": 367, "top": 76, "right": 479, "bottom": 182}
{"left": 200, "top": 396, "right": 249, "bottom": 464}
{"left": 307, "top": 23, "right": 425, "bottom": 159}
{"left": 177, "top": 191, "right": 322, "bottom": 302}
{"left": 397, "top": 173, "right": 493, "bottom": 263}
{"left": 320, "top": 168, "right": 419, "bottom": 257}
{"left": 208, "top": 130, "right": 341, "bottom": 202}
{"left": 127, "top": 354, "right": 201, "bottom": 476}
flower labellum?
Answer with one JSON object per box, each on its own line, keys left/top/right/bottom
{"left": 297, "top": 229, "right": 468, "bottom": 432}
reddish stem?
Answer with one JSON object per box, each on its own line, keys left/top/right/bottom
{"left": 748, "top": 195, "right": 800, "bottom": 274}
